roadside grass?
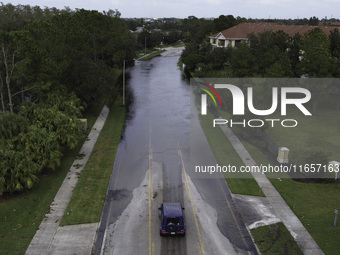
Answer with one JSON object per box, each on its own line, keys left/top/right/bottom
{"left": 266, "top": 107, "right": 340, "bottom": 160}
{"left": 243, "top": 140, "right": 273, "bottom": 166}
{"left": 270, "top": 178, "right": 340, "bottom": 255}
{"left": 198, "top": 107, "right": 264, "bottom": 196}
{"left": 250, "top": 222, "right": 303, "bottom": 255}
{"left": 177, "top": 58, "right": 183, "bottom": 70}
{"left": 60, "top": 96, "right": 125, "bottom": 225}
{"left": 135, "top": 48, "right": 154, "bottom": 59}
{"left": 235, "top": 108, "right": 340, "bottom": 255}
{"left": 0, "top": 104, "right": 103, "bottom": 255}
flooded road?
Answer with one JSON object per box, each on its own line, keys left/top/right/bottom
{"left": 95, "top": 48, "right": 257, "bottom": 255}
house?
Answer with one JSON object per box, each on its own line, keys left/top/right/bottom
{"left": 209, "top": 22, "right": 340, "bottom": 48}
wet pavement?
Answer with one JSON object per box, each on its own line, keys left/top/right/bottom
{"left": 233, "top": 194, "right": 280, "bottom": 230}
{"left": 95, "top": 49, "right": 257, "bottom": 254}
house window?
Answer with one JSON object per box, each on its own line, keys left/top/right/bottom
{"left": 218, "top": 39, "right": 225, "bottom": 47}
{"left": 235, "top": 40, "right": 242, "bottom": 47}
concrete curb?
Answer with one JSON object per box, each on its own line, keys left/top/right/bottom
{"left": 219, "top": 125, "right": 325, "bottom": 255}
{"left": 25, "top": 106, "right": 110, "bottom": 255}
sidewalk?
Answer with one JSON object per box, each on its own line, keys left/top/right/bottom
{"left": 26, "top": 106, "right": 110, "bottom": 255}
{"left": 219, "top": 125, "right": 325, "bottom": 255}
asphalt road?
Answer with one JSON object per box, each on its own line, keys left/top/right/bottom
{"left": 94, "top": 49, "right": 257, "bottom": 255}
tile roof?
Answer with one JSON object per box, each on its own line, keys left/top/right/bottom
{"left": 210, "top": 22, "right": 340, "bottom": 39}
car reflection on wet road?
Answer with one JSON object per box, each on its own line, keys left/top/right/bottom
{"left": 94, "top": 48, "right": 258, "bottom": 255}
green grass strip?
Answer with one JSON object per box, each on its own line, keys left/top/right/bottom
{"left": 250, "top": 222, "right": 303, "bottom": 255}
{"left": 270, "top": 178, "right": 340, "bottom": 255}
{"left": 60, "top": 97, "right": 125, "bottom": 225}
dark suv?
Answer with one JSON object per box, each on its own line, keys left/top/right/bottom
{"left": 158, "top": 202, "right": 185, "bottom": 236}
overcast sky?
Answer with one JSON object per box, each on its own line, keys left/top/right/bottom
{"left": 5, "top": 0, "right": 340, "bottom": 19}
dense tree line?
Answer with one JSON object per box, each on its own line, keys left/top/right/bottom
{"left": 182, "top": 21, "right": 340, "bottom": 79}
{"left": 182, "top": 17, "right": 340, "bottom": 141}
{"left": 0, "top": 3, "right": 136, "bottom": 195}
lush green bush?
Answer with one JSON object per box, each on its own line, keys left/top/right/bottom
{"left": 0, "top": 4, "right": 136, "bottom": 195}
{"left": 0, "top": 91, "right": 83, "bottom": 195}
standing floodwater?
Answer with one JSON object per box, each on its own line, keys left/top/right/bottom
{"left": 95, "top": 48, "right": 257, "bottom": 255}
